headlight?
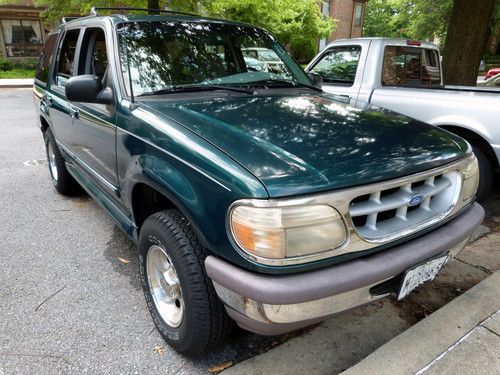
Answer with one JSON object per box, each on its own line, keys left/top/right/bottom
{"left": 229, "top": 204, "right": 347, "bottom": 260}
{"left": 459, "top": 155, "right": 479, "bottom": 203}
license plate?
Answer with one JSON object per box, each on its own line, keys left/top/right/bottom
{"left": 397, "top": 254, "right": 448, "bottom": 300}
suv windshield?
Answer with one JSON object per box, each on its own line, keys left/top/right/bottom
{"left": 117, "top": 21, "right": 312, "bottom": 96}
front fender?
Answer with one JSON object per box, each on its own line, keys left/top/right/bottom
{"left": 430, "top": 115, "right": 493, "bottom": 143}
{"left": 123, "top": 154, "right": 212, "bottom": 247}
{"left": 119, "top": 149, "right": 268, "bottom": 266}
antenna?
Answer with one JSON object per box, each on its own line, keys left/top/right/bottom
{"left": 121, "top": 26, "right": 138, "bottom": 110}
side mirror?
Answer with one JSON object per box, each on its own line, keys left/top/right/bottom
{"left": 308, "top": 72, "right": 323, "bottom": 89}
{"left": 65, "top": 75, "right": 113, "bottom": 104}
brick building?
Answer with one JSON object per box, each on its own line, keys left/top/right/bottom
{"left": 319, "top": 0, "right": 368, "bottom": 51}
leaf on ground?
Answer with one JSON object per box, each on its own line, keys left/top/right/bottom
{"left": 118, "top": 257, "right": 131, "bottom": 264}
{"left": 208, "top": 361, "right": 233, "bottom": 374}
{"left": 153, "top": 345, "right": 166, "bottom": 355}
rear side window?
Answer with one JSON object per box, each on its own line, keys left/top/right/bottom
{"left": 54, "top": 29, "right": 80, "bottom": 87}
{"left": 35, "top": 32, "right": 59, "bottom": 85}
{"left": 382, "top": 46, "right": 441, "bottom": 87}
{"left": 308, "top": 46, "right": 361, "bottom": 86}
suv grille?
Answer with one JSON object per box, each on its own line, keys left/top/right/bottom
{"left": 349, "top": 171, "right": 460, "bottom": 241}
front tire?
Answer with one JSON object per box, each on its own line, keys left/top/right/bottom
{"left": 472, "top": 145, "right": 493, "bottom": 202}
{"left": 139, "top": 209, "right": 233, "bottom": 355}
{"left": 43, "top": 128, "right": 81, "bottom": 195}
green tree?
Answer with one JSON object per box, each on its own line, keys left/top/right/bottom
{"left": 207, "top": 0, "right": 336, "bottom": 61}
{"left": 364, "top": 0, "right": 453, "bottom": 45}
{"left": 30, "top": 0, "right": 147, "bottom": 23}
{"left": 363, "top": 0, "right": 401, "bottom": 38}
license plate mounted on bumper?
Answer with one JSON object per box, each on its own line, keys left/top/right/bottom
{"left": 397, "top": 254, "right": 449, "bottom": 300}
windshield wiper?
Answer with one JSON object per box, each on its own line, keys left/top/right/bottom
{"left": 248, "top": 79, "right": 322, "bottom": 92}
{"left": 138, "top": 84, "right": 254, "bottom": 97}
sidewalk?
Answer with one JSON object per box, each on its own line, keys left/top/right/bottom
{"left": 343, "top": 271, "right": 500, "bottom": 375}
{"left": 0, "top": 78, "right": 33, "bottom": 88}
{"left": 223, "top": 269, "right": 499, "bottom": 375}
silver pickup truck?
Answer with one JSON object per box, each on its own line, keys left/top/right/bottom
{"left": 306, "top": 38, "right": 500, "bottom": 199}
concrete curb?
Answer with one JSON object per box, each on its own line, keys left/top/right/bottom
{"left": 0, "top": 79, "right": 33, "bottom": 88}
{"left": 342, "top": 271, "right": 500, "bottom": 375}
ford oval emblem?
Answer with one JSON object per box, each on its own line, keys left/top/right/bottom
{"left": 408, "top": 195, "right": 424, "bottom": 206}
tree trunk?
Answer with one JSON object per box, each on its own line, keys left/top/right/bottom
{"left": 148, "top": 0, "right": 160, "bottom": 13}
{"left": 442, "top": 0, "right": 496, "bottom": 85}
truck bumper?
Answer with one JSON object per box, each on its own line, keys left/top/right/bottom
{"left": 205, "top": 202, "right": 484, "bottom": 335}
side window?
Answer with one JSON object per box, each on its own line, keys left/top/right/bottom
{"left": 78, "top": 28, "right": 109, "bottom": 79}
{"left": 35, "top": 32, "right": 59, "bottom": 84}
{"left": 424, "top": 49, "right": 441, "bottom": 84}
{"left": 382, "top": 46, "right": 441, "bottom": 87}
{"left": 54, "top": 29, "right": 80, "bottom": 88}
{"left": 309, "top": 46, "right": 361, "bottom": 86}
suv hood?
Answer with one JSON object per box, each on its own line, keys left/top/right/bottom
{"left": 143, "top": 94, "right": 469, "bottom": 197}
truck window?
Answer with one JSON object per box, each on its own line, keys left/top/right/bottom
{"left": 382, "top": 46, "right": 441, "bottom": 87}
{"left": 35, "top": 32, "right": 59, "bottom": 85}
{"left": 117, "top": 22, "right": 301, "bottom": 96}
{"left": 308, "top": 46, "right": 361, "bottom": 86}
{"left": 77, "top": 28, "right": 109, "bottom": 79}
{"left": 54, "top": 29, "right": 80, "bottom": 88}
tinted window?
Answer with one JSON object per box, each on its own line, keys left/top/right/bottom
{"left": 382, "top": 46, "right": 441, "bottom": 87}
{"left": 55, "top": 29, "right": 80, "bottom": 87}
{"left": 118, "top": 21, "right": 309, "bottom": 96}
{"left": 78, "top": 28, "right": 108, "bottom": 78}
{"left": 309, "top": 46, "right": 361, "bottom": 85}
{"left": 35, "top": 32, "right": 59, "bottom": 84}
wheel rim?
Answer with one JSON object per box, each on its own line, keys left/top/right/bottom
{"left": 47, "top": 141, "right": 58, "bottom": 182}
{"left": 146, "top": 245, "right": 184, "bottom": 327}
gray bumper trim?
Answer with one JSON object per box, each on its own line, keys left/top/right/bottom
{"left": 206, "top": 203, "right": 484, "bottom": 305}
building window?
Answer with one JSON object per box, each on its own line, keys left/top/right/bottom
{"left": 1, "top": 19, "right": 44, "bottom": 57}
{"left": 322, "top": 1, "right": 330, "bottom": 16}
{"left": 354, "top": 3, "right": 363, "bottom": 27}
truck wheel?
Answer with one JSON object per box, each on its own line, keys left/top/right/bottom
{"left": 139, "top": 209, "right": 233, "bottom": 355}
{"left": 472, "top": 145, "right": 493, "bottom": 202}
{"left": 43, "top": 128, "right": 81, "bottom": 195}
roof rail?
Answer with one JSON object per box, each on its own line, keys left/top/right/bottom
{"left": 89, "top": 6, "right": 198, "bottom": 17}
{"left": 61, "top": 16, "right": 81, "bottom": 23}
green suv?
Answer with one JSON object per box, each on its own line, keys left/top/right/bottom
{"left": 33, "top": 8, "right": 484, "bottom": 355}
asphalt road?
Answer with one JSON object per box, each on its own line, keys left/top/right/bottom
{"left": 0, "top": 88, "right": 498, "bottom": 375}
{"left": 0, "top": 88, "right": 288, "bottom": 374}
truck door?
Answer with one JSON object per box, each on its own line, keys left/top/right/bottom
{"left": 46, "top": 28, "right": 81, "bottom": 147}
{"left": 306, "top": 45, "right": 363, "bottom": 105}
{"left": 67, "top": 26, "right": 119, "bottom": 201}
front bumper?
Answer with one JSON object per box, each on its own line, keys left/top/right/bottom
{"left": 205, "top": 202, "right": 484, "bottom": 335}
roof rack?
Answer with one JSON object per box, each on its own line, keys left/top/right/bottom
{"left": 61, "top": 16, "right": 81, "bottom": 23}
{"left": 89, "top": 6, "right": 198, "bottom": 17}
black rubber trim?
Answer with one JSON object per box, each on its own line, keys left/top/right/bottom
{"left": 205, "top": 203, "right": 484, "bottom": 305}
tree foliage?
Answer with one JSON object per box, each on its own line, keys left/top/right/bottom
{"left": 207, "top": 0, "right": 335, "bottom": 61}
{"left": 24, "top": 0, "right": 335, "bottom": 61}
{"left": 364, "top": 0, "right": 453, "bottom": 45}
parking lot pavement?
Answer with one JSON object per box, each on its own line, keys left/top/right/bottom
{"left": 1, "top": 88, "right": 499, "bottom": 374}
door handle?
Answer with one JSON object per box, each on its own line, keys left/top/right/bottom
{"left": 70, "top": 108, "right": 79, "bottom": 119}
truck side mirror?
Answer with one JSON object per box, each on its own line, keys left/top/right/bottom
{"left": 65, "top": 75, "right": 113, "bottom": 104}
{"left": 308, "top": 72, "right": 323, "bottom": 89}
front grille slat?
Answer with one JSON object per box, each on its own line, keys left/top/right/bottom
{"left": 350, "top": 176, "right": 452, "bottom": 218}
{"left": 348, "top": 172, "right": 460, "bottom": 241}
